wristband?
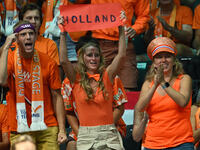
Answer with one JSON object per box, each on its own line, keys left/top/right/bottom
{"left": 161, "top": 82, "right": 170, "bottom": 89}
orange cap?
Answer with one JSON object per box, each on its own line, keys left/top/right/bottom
{"left": 147, "top": 37, "right": 177, "bottom": 60}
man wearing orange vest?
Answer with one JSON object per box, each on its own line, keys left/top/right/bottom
{"left": 0, "top": 20, "right": 67, "bottom": 150}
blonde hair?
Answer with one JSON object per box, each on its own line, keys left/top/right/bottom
{"left": 145, "top": 57, "right": 184, "bottom": 81}
{"left": 77, "top": 42, "right": 107, "bottom": 100}
{"left": 12, "top": 134, "right": 36, "bottom": 150}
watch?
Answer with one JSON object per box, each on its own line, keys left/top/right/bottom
{"left": 161, "top": 82, "right": 170, "bottom": 89}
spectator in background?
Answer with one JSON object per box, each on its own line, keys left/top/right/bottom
{"left": 11, "top": 134, "right": 36, "bottom": 150}
{"left": 0, "top": 20, "right": 66, "bottom": 150}
{"left": 0, "top": 104, "right": 10, "bottom": 150}
{"left": 192, "top": 4, "right": 200, "bottom": 55}
{"left": 18, "top": 3, "right": 60, "bottom": 66}
{"left": 132, "top": 37, "right": 194, "bottom": 149}
{"left": 146, "top": 0, "right": 194, "bottom": 56}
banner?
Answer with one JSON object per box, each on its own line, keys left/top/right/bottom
{"left": 60, "top": 3, "right": 122, "bottom": 32}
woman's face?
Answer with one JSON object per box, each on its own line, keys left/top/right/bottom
{"left": 83, "top": 45, "right": 100, "bottom": 73}
{"left": 153, "top": 52, "right": 175, "bottom": 73}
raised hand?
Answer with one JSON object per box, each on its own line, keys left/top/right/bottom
{"left": 154, "top": 65, "right": 164, "bottom": 86}
{"left": 57, "top": 16, "right": 65, "bottom": 33}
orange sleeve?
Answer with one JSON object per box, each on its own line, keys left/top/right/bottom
{"left": 61, "top": 77, "right": 74, "bottom": 111}
{"left": 7, "top": 49, "right": 14, "bottom": 79}
{"left": 132, "top": 0, "right": 150, "bottom": 34}
{"left": 48, "top": 58, "right": 61, "bottom": 90}
{"left": 179, "top": 6, "right": 193, "bottom": 26}
{"left": 193, "top": 5, "right": 200, "bottom": 29}
{"left": 47, "top": 40, "right": 60, "bottom": 66}
{"left": 113, "top": 76, "right": 128, "bottom": 108}
{"left": 0, "top": 105, "right": 9, "bottom": 133}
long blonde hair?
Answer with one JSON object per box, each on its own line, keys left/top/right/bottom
{"left": 77, "top": 42, "right": 107, "bottom": 100}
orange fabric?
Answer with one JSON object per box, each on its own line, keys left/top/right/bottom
{"left": 193, "top": 5, "right": 200, "bottom": 29}
{"left": 0, "top": 104, "right": 9, "bottom": 133}
{"left": 35, "top": 36, "right": 60, "bottom": 65}
{"left": 150, "top": 0, "right": 180, "bottom": 10}
{"left": 6, "top": 49, "right": 61, "bottom": 132}
{"left": 195, "top": 107, "right": 200, "bottom": 148}
{"left": 151, "top": 5, "right": 193, "bottom": 43}
{"left": 4, "top": 0, "right": 17, "bottom": 11}
{"left": 154, "top": 5, "right": 177, "bottom": 38}
{"left": 69, "top": 71, "right": 113, "bottom": 126}
{"left": 62, "top": 71, "right": 127, "bottom": 126}
{"left": 0, "top": 2, "right": 5, "bottom": 23}
{"left": 89, "top": 0, "right": 150, "bottom": 41}
{"left": 62, "top": 75, "right": 127, "bottom": 137}
{"left": 143, "top": 75, "right": 194, "bottom": 149}
{"left": 147, "top": 37, "right": 177, "bottom": 60}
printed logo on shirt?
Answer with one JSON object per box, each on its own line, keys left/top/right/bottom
{"left": 32, "top": 105, "right": 42, "bottom": 118}
{"left": 16, "top": 109, "right": 27, "bottom": 120}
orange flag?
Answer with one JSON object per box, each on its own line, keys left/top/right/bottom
{"left": 60, "top": 3, "right": 122, "bottom": 32}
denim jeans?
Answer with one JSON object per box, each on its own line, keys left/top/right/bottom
{"left": 144, "top": 142, "right": 194, "bottom": 150}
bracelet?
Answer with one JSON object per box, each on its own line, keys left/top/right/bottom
{"left": 161, "top": 82, "right": 170, "bottom": 89}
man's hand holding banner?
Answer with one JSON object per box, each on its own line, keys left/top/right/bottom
{"left": 59, "top": 3, "right": 122, "bottom": 32}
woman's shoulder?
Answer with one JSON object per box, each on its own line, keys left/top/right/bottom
{"left": 178, "top": 74, "right": 192, "bottom": 81}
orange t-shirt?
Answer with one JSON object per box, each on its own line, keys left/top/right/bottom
{"left": 62, "top": 71, "right": 126, "bottom": 126}
{"left": 0, "top": 104, "right": 9, "bottom": 133}
{"left": 151, "top": 5, "right": 193, "bottom": 43}
{"left": 90, "top": 0, "right": 150, "bottom": 41}
{"left": 10, "top": 36, "right": 59, "bottom": 65}
{"left": 6, "top": 49, "right": 61, "bottom": 132}
{"left": 62, "top": 75, "right": 128, "bottom": 136}
{"left": 143, "top": 75, "right": 194, "bottom": 149}
{"left": 35, "top": 36, "right": 60, "bottom": 65}
{"left": 193, "top": 5, "right": 200, "bottom": 29}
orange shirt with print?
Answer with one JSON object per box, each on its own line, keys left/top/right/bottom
{"left": 90, "top": 0, "right": 150, "bottom": 41}
{"left": 6, "top": 49, "right": 61, "bottom": 132}
{"left": 193, "top": 5, "right": 200, "bottom": 29}
{"left": 151, "top": 5, "right": 193, "bottom": 43}
{"left": 143, "top": 75, "right": 194, "bottom": 149}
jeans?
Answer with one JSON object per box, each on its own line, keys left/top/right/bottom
{"left": 144, "top": 142, "right": 194, "bottom": 150}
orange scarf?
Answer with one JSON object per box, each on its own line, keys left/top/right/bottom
{"left": 154, "top": 5, "right": 176, "bottom": 38}
{"left": 15, "top": 49, "right": 47, "bottom": 133}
